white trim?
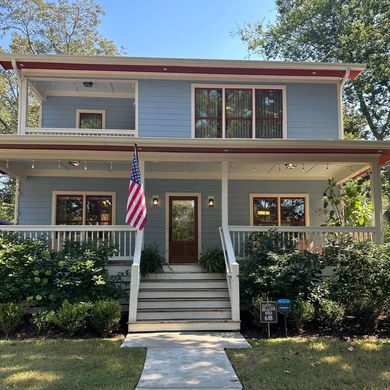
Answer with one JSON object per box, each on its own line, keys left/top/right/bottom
{"left": 76, "top": 109, "right": 106, "bottom": 129}
{"left": 191, "top": 83, "right": 287, "bottom": 139}
{"left": 51, "top": 191, "right": 116, "bottom": 225}
{"left": 45, "top": 91, "right": 135, "bottom": 99}
{"left": 249, "top": 193, "right": 310, "bottom": 227}
{"left": 134, "top": 80, "right": 139, "bottom": 137}
{"left": 370, "top": 162, "right": 383, "bottom": 243}
{"left": 165, "top": 192, "right": 202, "bottom": 263}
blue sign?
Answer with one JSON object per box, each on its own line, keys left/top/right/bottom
{"left": 277, "top": 299, "right": 291, "bottom": 316}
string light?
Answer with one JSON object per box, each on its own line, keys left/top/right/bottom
{"left": 326, "top": 162, "right": 329, "bottom": 170}
{"left": 302, "top": 163, "right": 305, "bottom": 172}
{"left": 31, "top": 160, "right": 35, "bottom": 169}
{"left": 278, "top": 164, "right": 281, "bottom": 172}
{"left": 84, "top": 161, "right": 88, "bottom": 171}
{"left": 110, "top": 161, "right": 113, "bottom": 171}
{"left": 6, "top": 160, "right": 9, "bottom": 169}
{"left": 58, "top": 160, "right": 61, "bottom": 169}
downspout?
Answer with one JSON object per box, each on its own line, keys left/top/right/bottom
{"left": 338, "top": 68, "right": 350, "bottom": 139}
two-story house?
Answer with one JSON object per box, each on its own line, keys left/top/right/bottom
{"left": 0, "top": 54, "right": 389, "bottom": 332}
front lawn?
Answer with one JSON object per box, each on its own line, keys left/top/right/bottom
{"left": 227, "top": 338, "right": 390, "bottom": 390}
{"left": 0, "top": 338, "right": 145, "bottom": 390}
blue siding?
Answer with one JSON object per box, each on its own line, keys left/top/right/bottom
{"left": 137, "top": 80, "right": 339, "bottom": 139}
{"left": 42, "top": 96, "right": 135, "bottom": 129}
{"left": 18, "top": 177, "right": 328, "bottom": 254}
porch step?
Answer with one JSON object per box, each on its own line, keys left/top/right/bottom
{"left": 137, "top": 308, "right": 232, "bottom": 321}
{"left": 143, "top": 272, "right": 225, "bottom": 280}
{"left": 128, "top": 320, "right": 241, "bottom": 332}
{"left": 162, "top": 264, "right": 204, "bottom": 273}
{"left": 138, "top": 297, "right": 231, "bottom": 309}
{"left": 140, "top": 279, "right": 227, "bottom": 289}
{"left": 138, "top": 288, "right": 230, "bottom": 299}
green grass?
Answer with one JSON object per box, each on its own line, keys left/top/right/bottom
{"left": 227, "top": 338, "right": 390, "bottom": 390}
{"left": 0, "top": 338, "right": 145, "bottom": 390}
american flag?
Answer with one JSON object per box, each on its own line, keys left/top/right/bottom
{"left": 125, "top": 144, "right": 147, "bottom": 230}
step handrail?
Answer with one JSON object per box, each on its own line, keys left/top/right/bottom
{"left": 219, "top": 226, "right": 240, "bottom": 322}
{"left": 128, "top": 229, "right": 143, "bottom": 322}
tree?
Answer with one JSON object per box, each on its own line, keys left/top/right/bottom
{"left": 237, "top": 0, "right": 390, "bottom": 140}
{"left": 0, "top": 0, "right": 122, "bottom": 220}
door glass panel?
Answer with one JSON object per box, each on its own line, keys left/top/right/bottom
{"left": 171, "top": 200, "right": 195, "bottom": 241}
{"left": 253, "top": 197, "right": 278, "bottom": 226}
{"left": 56, "top": 195, "right": 83, "bottom": 225}
{"left": 86, "top": 196, "right": 113, "bottom": 225}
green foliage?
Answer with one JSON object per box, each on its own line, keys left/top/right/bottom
{"left": 239, "top": 231, "right": 324, "bottom": 309}
{"left": 318, "top": 299, "right": 345, "bottom": 331}
{"left": 321, "top": 178, "right": 372, "bottom": 227}
{"left": 140, "top": 245, "right": 165, "bottom": 277}
{"left": 199, "top": 247, "right": 225, "bottom": 273}
{"left": 30, "top": 308, "right": 56, "bottom": 334}
{"left": 290, "top": 300, "right": 315, "bottom": 330}
{"left": 237, "top": 0, "right": 390, "bottom": 141}
{"left": 0, "top": 235, "right": 124, "bottom": 306}
{"left": 52, "top": 300, "right": 91, "bottom": 335}
{"left": 0, "top": 176, "right": 15, "bottom": 222}
{"left": 0, "top": 302, "right": 25, "bottom": 338}
{"left": 352, "top": 299, "right": 381, "bottom": 334}
{"left": 89, "top": 299, "right": 121, "bottom": 337}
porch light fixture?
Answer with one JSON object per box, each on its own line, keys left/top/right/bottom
{"left": 285, "top": 163, "right": 297, "bottom": 170}
{"left": 152, "top": 195, "right": 160, "bottom": 207}
{"left": 83, "top": 81, "right": 94, "bottom": 88}
{"left": 208, "top": 196, "right": 215, "bottom": 207}
{"left": 257, "top": 210, "right": 271, "bottom": 216}
{"left": 69, "top": 160, "right": 81, "bottom": 167}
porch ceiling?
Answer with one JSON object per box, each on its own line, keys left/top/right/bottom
{"left": 0, "top": 158, "right": 369, "bottom": 183}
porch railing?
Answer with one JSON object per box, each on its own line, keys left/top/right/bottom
{"left": 219, "top": 227, "right": 240, "bottom": 322}
{"left": 0, "top": 225, "right": 137, "bottom": 260}
{"left": 229, "top": 225, "right": 376, "bottom": 258}
{"left": 24, "top": 127, "right": 136, "bottom": 137}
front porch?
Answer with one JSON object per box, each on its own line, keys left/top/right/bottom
{"left": 0, "top": 137, "right": 388, "bottom": 331}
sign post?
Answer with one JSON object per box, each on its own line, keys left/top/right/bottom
{"left": 277, "top": 299, "right": 291, "bottom": 337}
{"left": 260, "top": 301, "right": 278, "bottom": 338}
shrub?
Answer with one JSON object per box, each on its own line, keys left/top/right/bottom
{"left": 199, "top": 248, "right": 225, "bottom": 273}
{"left": 0, "top": 235, "right": 124, "bottom": 306}
{"left": 318, "top": 299, "right": 345, "bottom": 331}
{"left": 239, "top": 231, "right": 324, "bottom": 310}
{"left": 0, "top": 303, "right": 26, "bottom": 338}
{"left": 352, "top": 299, "right": 381, "bottom": 334}
{"left": 53, "top": 301, "right": 91, "bottom": 335}
{"left": 140, "top": 245, "right": 165, "bottom": 277}
{"left": 30, "top": 309, "right": 56, "bottom": 335}
{"left": 290, "top": 300, "right": 315, "bottom": 330}
{"left": 89, "top": 299, "right": 121, "bottom": 337}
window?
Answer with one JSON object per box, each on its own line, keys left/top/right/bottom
{"left": 194, "top": 88, "right": 222, "bottom": 138}
{"left": 76, "top": 110, "right": 105, "bottom": 129}
{"left": 54, "top": 193, "right": 114, "bottom": 225}
{"left": 194, "top": 85, "right": 285, "bottom": 138}
{"left": 251, "top": 195, "right": 307, "bottom": 226}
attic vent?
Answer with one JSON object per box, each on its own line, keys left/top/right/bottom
{"left": 83, "top": 81, "right": 94, "bottom": 88}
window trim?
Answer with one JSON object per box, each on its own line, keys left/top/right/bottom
{"left": 51, "top": 191, "right": 116, "bottom": 225}
{"left": 76, "top": 109, "right": 106, "bottom": 129}
{"left": 249, "top": 193, "right": 309, "bottom": 227}
{"left": 191, "top": 84, "right": 287, "bottom": 139}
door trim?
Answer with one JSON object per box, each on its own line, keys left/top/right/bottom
{"left": 165, "top": 192, "right": 202, "bottom": 263}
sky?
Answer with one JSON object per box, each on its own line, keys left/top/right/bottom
{"left": 95, "top": 0, "right": 276, "bottom": 59}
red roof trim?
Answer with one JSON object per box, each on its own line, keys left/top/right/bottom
{"left": 0, "top": 143, "right": 385, "bottom": 154}
{"left": 0, "top": 60, "right": 361, "bottom": 80}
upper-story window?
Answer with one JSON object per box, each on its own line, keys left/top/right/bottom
{"left": 76, "top": 109, "right": 106, "bottom": 129}
{"left": 194, "top": 85, "right": 285, "bottom": 138}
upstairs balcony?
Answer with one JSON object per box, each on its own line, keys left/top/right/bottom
{"left": 17, "top": 76, "right": 137, "bottom": 138}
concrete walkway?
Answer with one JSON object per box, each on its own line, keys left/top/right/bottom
{"left": 122, "top": 332, "right": 251, "bottom": 389}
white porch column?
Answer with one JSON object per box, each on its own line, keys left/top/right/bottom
{"left": 221, "top": 161, "right": 229, "bottom": 228}
{"left": 370, "top": 161, "right": 383, "bottom": 243}
{"left": 17, "top": 77, "right": 28, "bottom": 135}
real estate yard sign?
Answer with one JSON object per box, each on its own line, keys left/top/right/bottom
{"left": 260, "top": 301, "right": 278, "bottom": 338}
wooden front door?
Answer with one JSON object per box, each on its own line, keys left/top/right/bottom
{"left": 169, "top": 196, "right": 199, "bottom": 263}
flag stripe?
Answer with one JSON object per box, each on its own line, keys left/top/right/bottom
{"left": 125, "top": 144, "right": 147, "bottom": 230}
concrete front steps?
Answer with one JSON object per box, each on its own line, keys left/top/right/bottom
{"left": 128, "top": 264, "right": 240, "bottom": 332}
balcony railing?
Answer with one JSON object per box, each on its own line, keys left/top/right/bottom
{"left": 228, "top": 225, "right": 376, "bottom": 258}
{"left": 24, "top": 127, "right": 136, "bottom": 137}
{"left": 0, "top": 225, "right": 137, "bottom": 260}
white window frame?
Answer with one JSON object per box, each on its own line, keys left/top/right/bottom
{"left": 191, "top": 84, "right": 287, "bottom": 139}
{"left": 249, "top": 193, "right": 309, "bottom": 226}
{"left": 52, "top": 191, "right": 116, "bottom": 225}
{"left": 76, "top": 109, "right": 106, "bottom": 129}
